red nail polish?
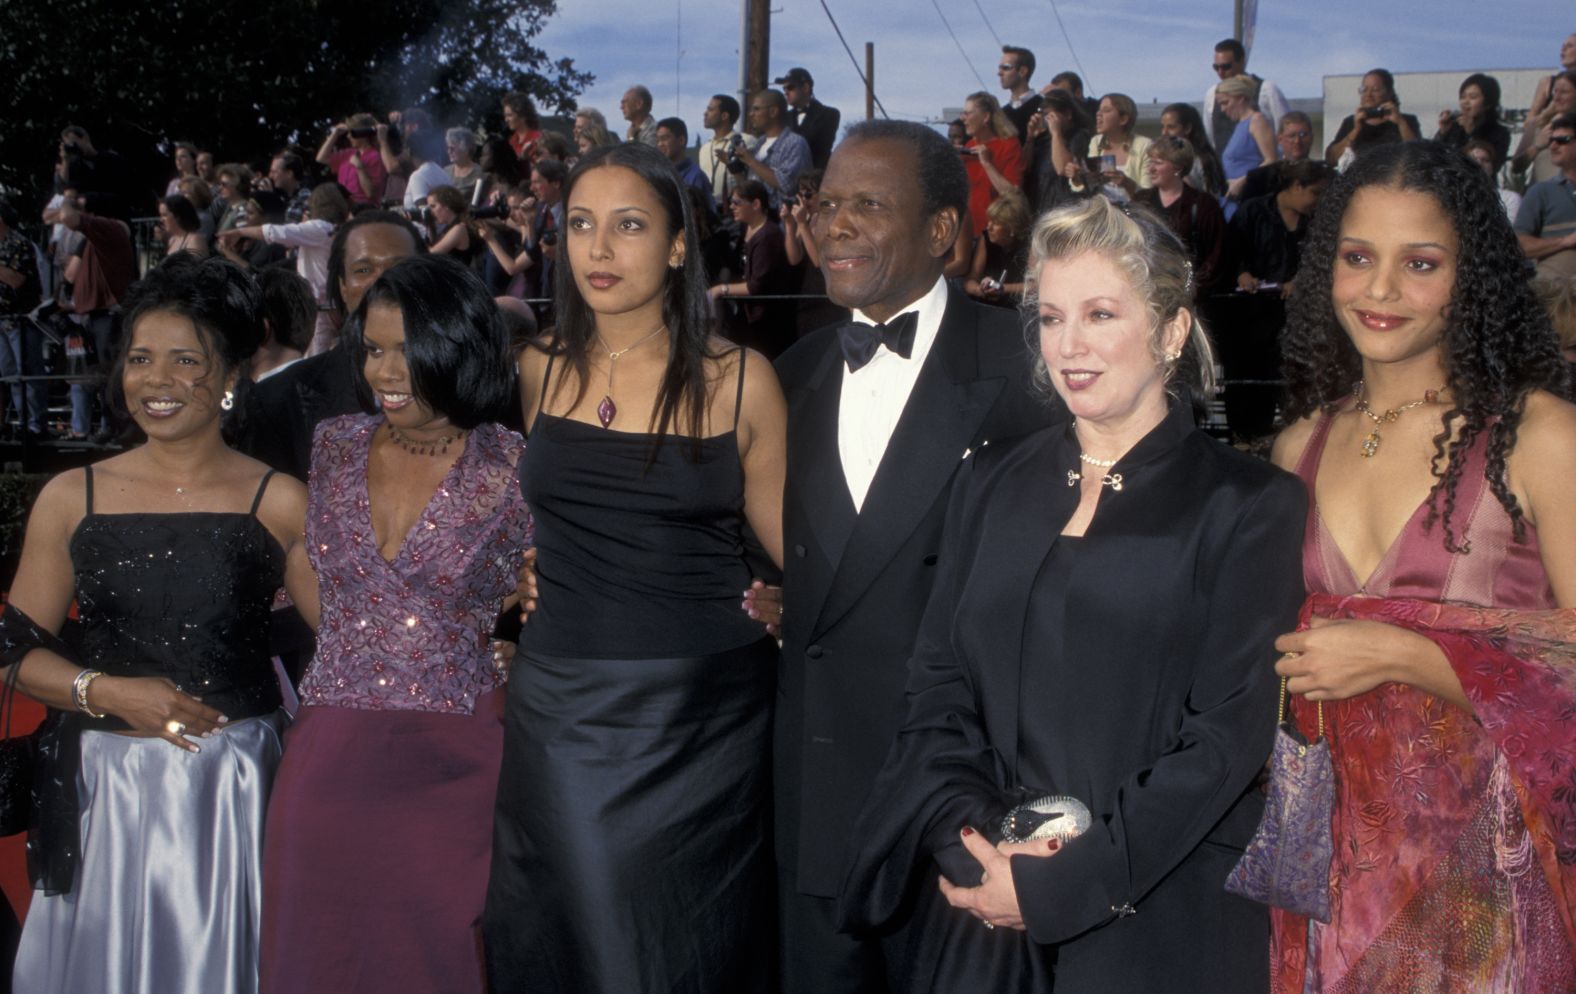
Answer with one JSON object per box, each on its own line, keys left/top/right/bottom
{"left": 961, "top": 827, "right": 975, "bottom": 837}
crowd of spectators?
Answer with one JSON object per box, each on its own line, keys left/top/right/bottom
{"left": 3, "top": 32, "right": 1574, "bottom": 444}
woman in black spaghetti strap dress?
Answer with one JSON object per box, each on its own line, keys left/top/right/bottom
{"left": 1, "top": 256, "right": 315, "bottom": 994}
{"left": 483, "top": 143, "right": 788, "bottom": 993}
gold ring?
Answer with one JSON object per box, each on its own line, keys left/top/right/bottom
{"left": 165, "top": 719, "right": 187, "bottom": 736}
{"left": 1281, "top": 651, "right": 1301, "bottom": 661}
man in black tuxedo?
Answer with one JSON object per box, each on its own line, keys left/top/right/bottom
{"left": 772, "top": 120, "right": 1056, "bottom": 993}
{"left": 776, "top": 67, "right": 842, "bottom": 169}
{"left": 239, "top": 210, "right": 425, "bottom": 480}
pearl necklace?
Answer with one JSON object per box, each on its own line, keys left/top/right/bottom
{"left": 1067, "top": 452, "right": 1123, "bottom": 491}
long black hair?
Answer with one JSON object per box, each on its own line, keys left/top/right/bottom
{"left": 546, "top": 142, "right": 723, "bottom": 449}
{"left": 1162, "top": 102, "right": 1227, "bottom": 197}
{"left": 1281, "top": 140, "right": 1569, "bottom": 550}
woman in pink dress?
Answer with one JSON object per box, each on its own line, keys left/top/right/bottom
{"left": 260, "top": 255, "right": 530, "bottom": 994}
{"left": 1268, "top": 140, "right": 1576, "bottom": 991}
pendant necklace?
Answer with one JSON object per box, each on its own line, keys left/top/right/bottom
{"left": 387, "top": 423, "right": 466, "bottom": 457}
{"left": 1066, "top": 451, "right": 1123, "bottom": 491}
{"left": 594, "top": 325, "right": 667, "bottom": 428}
{"left": 1352, "top": 380, "right": 1439, "bottom": 458}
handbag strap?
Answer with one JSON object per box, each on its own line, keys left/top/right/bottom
{"left": 0, "top": 657, "right": 21, "bottom": 739}
{"left": 1276, "top": 676, "right": 1324, "bottom": 739}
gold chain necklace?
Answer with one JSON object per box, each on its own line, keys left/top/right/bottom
{"left": 1352, "top": 380, "right": 1439, "bottom": 458}
{"left": 593, "top": 325, "right": 667, "bottom": 428}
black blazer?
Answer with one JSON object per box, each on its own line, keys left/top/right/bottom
{"left": 791, "top": 99, "right": 843, "bottom": 169}
{"left": 773, "top": 284, "right": 1055, "bottom": 899}
{"left": 239, "top": 343, "right": 372, "bottom": 481}
{"left": 838, "top": 405, "right": 1307, "bottom": 992}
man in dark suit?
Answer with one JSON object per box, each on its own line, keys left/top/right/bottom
{"left": 776, "top": 67, "right": 842, "bottom": 169}
{"left": 240, "top": 210, "right": 425, "bottom": 480}
{"left": 772, "top": 119, "right": 1056, "bottom": 993}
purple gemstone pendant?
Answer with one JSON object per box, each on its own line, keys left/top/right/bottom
{"left": 596, "top": 395, "right": 617, "bottom": 428}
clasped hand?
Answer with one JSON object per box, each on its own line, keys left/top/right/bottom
{"left": 106, "top": 676, "right": 229, "bottom": 753}
{"left": 1274, "top": 616, "right": 1414, "bottom": 701}
{"left": 938, "top": 827, "right": 1060, "bottom": 931}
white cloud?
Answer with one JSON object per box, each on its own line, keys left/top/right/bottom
{"left": 534, "top": 0, "right": 1569, "bottom": 148}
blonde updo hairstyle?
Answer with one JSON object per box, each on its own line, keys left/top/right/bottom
{"left": 1024, "top": 196, "right": 1216, "bottom": 399}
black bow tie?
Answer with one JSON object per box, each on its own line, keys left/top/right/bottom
{"left": 839, "top": 312, "right": 919, "bottom": 372}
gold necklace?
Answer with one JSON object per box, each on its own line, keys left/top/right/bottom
{"left": 1352, "top": 380, "right": 1439, "bottom": 458}
{"left": 594, "top": 325, "right": 667, "bottom": 428}
{"left": 386, "top": 423, "right": 466, "bottom": 457}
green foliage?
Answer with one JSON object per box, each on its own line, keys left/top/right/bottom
{"left": 0, "top": 0, "right": 591, "bottom": 213}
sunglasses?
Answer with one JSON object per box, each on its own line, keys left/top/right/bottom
{"left": 997, "top": 64, "right": 1018, "bottom": 72}
{"left": 1212, "top": 62, "right": 1235, "bottom": 72}
{"left": 1281, "top": 131, "right": 1312, "bottom": 140}
{"left": 1551, "top": 134, "right": 1576, "bottom": 146}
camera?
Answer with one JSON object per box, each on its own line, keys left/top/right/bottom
{"left": 540, "top": 231, "right": 558, "bottom": 247}
{"left": 349, "top": 127, "right": 377, "bottom": 139}
{"left": 472, "top": 203, "right": 510, "bottom": 221}
{"left": 1360, "top": 107, "right": 1387, "bottom": 120}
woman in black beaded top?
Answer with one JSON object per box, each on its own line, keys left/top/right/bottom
{"left": 0, "top": 255, "right": 314, "bottom": 994}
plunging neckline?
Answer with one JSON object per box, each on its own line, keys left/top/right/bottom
{"left": 360, "top": 422, "right": 469, "bottom": 566}
{"left": 1310, "top": 493, "right": 1433, "bottom": 594}
{"left": 1304, "top": 409, "right": 1442, "bottom": 594}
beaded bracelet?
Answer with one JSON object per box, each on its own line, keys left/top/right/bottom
{"left": 71, "top": 669, "right": 106, "bottom": 719}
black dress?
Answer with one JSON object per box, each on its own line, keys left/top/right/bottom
{"left": 483, "top": 353, "right": 775, "bottom": 994}
{"left": 838, "top": 404, "right": 1306, "bottom": 993}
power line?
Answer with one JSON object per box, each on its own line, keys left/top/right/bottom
{"left": 1045, "top": 0, "right": 1091, "bottom": 93}
{"left": 929, "top": 0, "right": 989, "bottom": 90}
{"left": 972, "top": 0, "right": 1002, "bottom": 47}
{"left": 815, "top": 0, "right": 890, "bottom": 119}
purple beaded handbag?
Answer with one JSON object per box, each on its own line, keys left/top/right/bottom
{"left": 1224, "top": 678, "right": 1334, "bottom": 922}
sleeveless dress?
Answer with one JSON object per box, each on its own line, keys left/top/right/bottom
{"left": 260, "top": 415, "right": 531, "bottom": 994}
{"left": 1277, "top": 413, "right": 1572, "bottom": 992}
{"left": 483, "top": 352, "right": 776, "bottom": 994}
{"left": 1221, "top": 116, "right": 1263, "bottom": 181}
{"left": 14, "top": 468, "right": 287, "bottom": 994}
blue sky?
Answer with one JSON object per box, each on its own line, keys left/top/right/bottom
{"left": 535, "top": 0, "right": 1569, "bottom": 140}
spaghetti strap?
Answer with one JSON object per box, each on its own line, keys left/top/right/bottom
{"left": 533, "top": 350, "right": 559, "bottom": 431}
{"left": 732, "top": 348, "right": 747, "bottom": 431}
{"left": 82, "top": 466, "right": 94, "bottom": 515}
{"left": 248, "top": 470, "right": 276, "bottom": 516}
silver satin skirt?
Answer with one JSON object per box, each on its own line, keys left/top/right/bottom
{"left": 13, "top": 712, "right": 286, "bottom": 994}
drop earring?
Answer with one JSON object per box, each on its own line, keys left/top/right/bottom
{"left": 221, "top": 389, "right": 235, "bottom": 411}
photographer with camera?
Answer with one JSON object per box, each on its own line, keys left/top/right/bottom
{"left": 423, "top": 186, "right": 480, "bottom": 266}
{"left": 732, "top": 90, "right": 812, "bottom": 207}
{"left": 1324, "top": 69, "right": 1419, "bottom": 167}
{"left": 316, "top": 113, "right": 389, "bottom": 207}
{"left": 219, "top": 184, "right": 350, "bottom": 354}
{"left": 475, "top": 161, "right": 564, "bottom": 313}
{"left": 698, "top": 95, "right": 758, "bottom": 204}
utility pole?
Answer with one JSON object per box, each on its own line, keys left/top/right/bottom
{"left": 744, "top": 0, "right": 770, "bottom": 100}
{"left": 1233, "top": 0, "right": 1243, "bottom": 41}
{"left": 865, "top": 43, "right": 875, "bottom": 121}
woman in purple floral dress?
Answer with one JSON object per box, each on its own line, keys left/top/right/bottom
{"left": 259, "top": 256, "right": 531, "bottom": 994}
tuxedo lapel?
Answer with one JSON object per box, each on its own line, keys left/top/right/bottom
{"left": 813, "top": 292, "right": 1006, "bottom": 638}
{"left": 789, "top": 343, "right": 857, "bottom": 636}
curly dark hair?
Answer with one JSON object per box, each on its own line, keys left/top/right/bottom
{"left": 1281, "top": 140, "right": 1569, "bottom": 551}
